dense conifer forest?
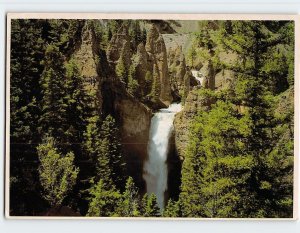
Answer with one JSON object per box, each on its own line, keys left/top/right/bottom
{"left": 9, "top": 19, "right": 294, "bottom": 217}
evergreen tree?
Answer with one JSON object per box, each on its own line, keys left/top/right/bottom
{"left": 180, "top": 100, "right": 253, "bottom": 217}
{"left": 38, "top": 44, "right": 69, "bottom": 145}
{"left": 119, "top": 177, "right": 140, "bottom": 217}
{"left": 163, "top": 199, "right": 182, "bottom": 217}
{"left": 115, "top": 55, "right": 127, "bottom": 83}
{"left": 141, "top": 193, "right": 161, "bottom": 217}
{"left": 220, "top": 21, "right": 294, "bottom": 217}
{"left": 100, "top": 115, "right": 126, "bottom": 189}
{"left": 84, "top": 114, "right": 126, "bottom": 189}
{"left": 37, "top": 137, "right": 79, "bottom": 207}
{"left": 127, "top": 65, "right": 140, "bottom": 96}
{"left": 64, "top": 59, "right": 87, "bottom": 145}
{"left": 10, "top": 19, "right": 46, "bottom": 215}
{"left": 145, "top": 70, "right": 153, "bottom": 94}
{"left": 128, "top": 20, "right": 144, "bottom": 49}
{"left": 87, "top": 179, "right": 121, "bottom": 217}
{"left": 84, "top": 115, "right": 112, "bottom": 186}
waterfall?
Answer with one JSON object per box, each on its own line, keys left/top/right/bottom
{"left": 143, "top": 103, "right": 182, "bottom": 210}
{"left": 191, "top": 70, "right": 204, "bottom": 86}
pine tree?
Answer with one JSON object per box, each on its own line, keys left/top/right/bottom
{"left": 84, "top": 115, "right": 112, "bottom": 186}
{"left": 145, "top": 71, "right": 153, "bottom": 95}
{"left": 141, "top": 193, "right": 161, "bottom": 217}
{"left": 10, "top": 19, "right": 46, "bottom": 215}
{"left": 87, "top": 179, "right": 121, "bottom": 217}
{"left": 84, "top": 114, "right": 126, "bottom": 189}
{"left": 163, "top": 199, "right": 182, "bottom": 217}
{"left": 37, "top": 137, "right": 79, "bottom": 207}
{"left": 119, "top": 177, "right": 140, "bottom": 217}
{"left": 115, "top": 55, "right": 127, "bottom": 83}
{"left": 220, "top": 21, "right": 294, "bottom": 217}
{"left": 38, "top": 44, "right": 69, "bottom": 145}
{"left": 127, "top": 65, "right": 140, "bottom": 97}
{"left": 100, "top": 115, "right": 126, "bottom": 189}
{"left": 149, "top": 65, "right": 161, "bottom": 102}
{"left": 64, "top": 59, "right": 87, "bottom": 146}
{"left": 180, "top": 100, "right": 253, "bottom": 217}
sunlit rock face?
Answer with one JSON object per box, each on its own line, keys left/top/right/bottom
{"left": 146, "top": 25, "right": 173, "bottom": 106}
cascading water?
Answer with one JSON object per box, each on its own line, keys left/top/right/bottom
{"left": 143, "top": 103, "right": 182, "bottom": 210}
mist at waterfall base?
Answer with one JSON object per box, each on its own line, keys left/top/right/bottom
{"left": 143, "top": 103, "right": 182, "bottom": 210}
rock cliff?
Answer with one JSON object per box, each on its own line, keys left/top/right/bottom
{"left": 72, "top": 23, "right": 103, "bottom": 110}
{"left": 174, "top": 89, "right": 216, "bottom": 160}
{"left": 72, "top": 22, "right": 154, "bottom": 188}
{"left": 168, "top": 45, "right": 198, "bottom": 101}
{"left": 145, "top": 25, "right": 173, "bottom": 106}
{"left": 107, "top": 23, "right": 132, "bottom": 66}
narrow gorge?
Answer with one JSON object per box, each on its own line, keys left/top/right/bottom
{"left": 9, "top": 19, "right": 294, "bottom": 218}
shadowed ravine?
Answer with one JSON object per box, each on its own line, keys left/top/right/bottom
{"left": 143, "top": 103, "right": 182, "bottom": 210}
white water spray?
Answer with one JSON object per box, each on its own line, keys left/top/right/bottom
{"left": 143, "top": 103, "right": 182, "bottom": 210}
{"left": 191, "top": 70, "right": 204, "bottom": 86}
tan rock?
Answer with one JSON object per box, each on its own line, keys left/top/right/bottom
{"left": 215, "top": 69, "right": 234, "bottom": 90}
{"left": 200, "top": 60, "right": 215, "bottom": 90}
{"left": 72, "top": 22, "right": 102, "bottom": 110}
{"left": 174, "top": 89, "right": 216, "bottom": 160}
{"left": 146, "top": 25, "right": 173, "bottom": 106}
{"left": 107, "top": 23, "right": 131, "bottom": 64}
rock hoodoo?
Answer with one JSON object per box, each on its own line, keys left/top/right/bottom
{"left": 145, "top": 25, "right": 173, "bottom": 106}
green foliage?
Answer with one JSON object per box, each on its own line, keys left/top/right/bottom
{"left": 118, "top": 177, "right": 141, "bottom": 217}
{"left": 141, "top": 193, "right": 161, "bottom": 217}
{"left": 187, "top": 47, "right": 197, "bottom": 68}
{"left": 115, "top": 55, "right": 127, "bottom": 83}
{"left": 180, "top": 101, "right": 254, "bottom": 217}
{"left": 145, "top": 71, "right": 153, "bottom": 94}
{"left": 39, "top": 44, "right": 69, "bottom": 144}
{"left": 100, "top": 115, "right": 126, "bottom": 189}
{"left": 179, "top": 20, "right": 294, "bottom": 218}
{"left": 84, "top": 114, "right": 126, "bottom": 189}
{"left": 163, "top": 199, "right": 182, "bottom": 217}
{"left": 37, "top": 137, "right": 79, "bottom": 207}
{"left": 64, "top": 59, "right": 88, "bottom": 144}
{"left": 127, "top": 65, "right": 140, "bottom": 96}
{"left": 128, "top": 20, "right": 146, "bottom": 49}
{"left": 87, "top": 179, "right": 121, "bottom": 217}
{"left": 221, "top": 21, "right": 294, "bottom": 95}
{"left": 84, "top": 116, "right": 112, "bottom": 186}
{"left": 10, "top": 19, "right": 294, "bottom": 218}
{"left": 45, "top": 19, "right": 83, "bottom": 54}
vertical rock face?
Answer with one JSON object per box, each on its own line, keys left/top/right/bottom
{"left": 201, "top": 60, "right": 215, "bottom": 90}
{"left": 132, "top": 43, "right": 153, "bottom": 96}
{"left": 176, "top": 55, "right": 187, "bottom": 86}
{"left": 107, "top": 23, "right": 132, "bottom": 66}
{"left": 114, "top": 97, "right": 152, "bottom": 189}
{"left": 174, "top": 89, "right": 216, "bottom": 160}
{"left": 71, "top": 22, "right": 180, "bottom": 190}
{"left": 145, "top": 25, "right": 173, "bottom": 106}
{"left": 168, "top": 45, "right": 198, "bottom": 101}
{"left": 72, "top": 22, "right": 103, "bottom": 110}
